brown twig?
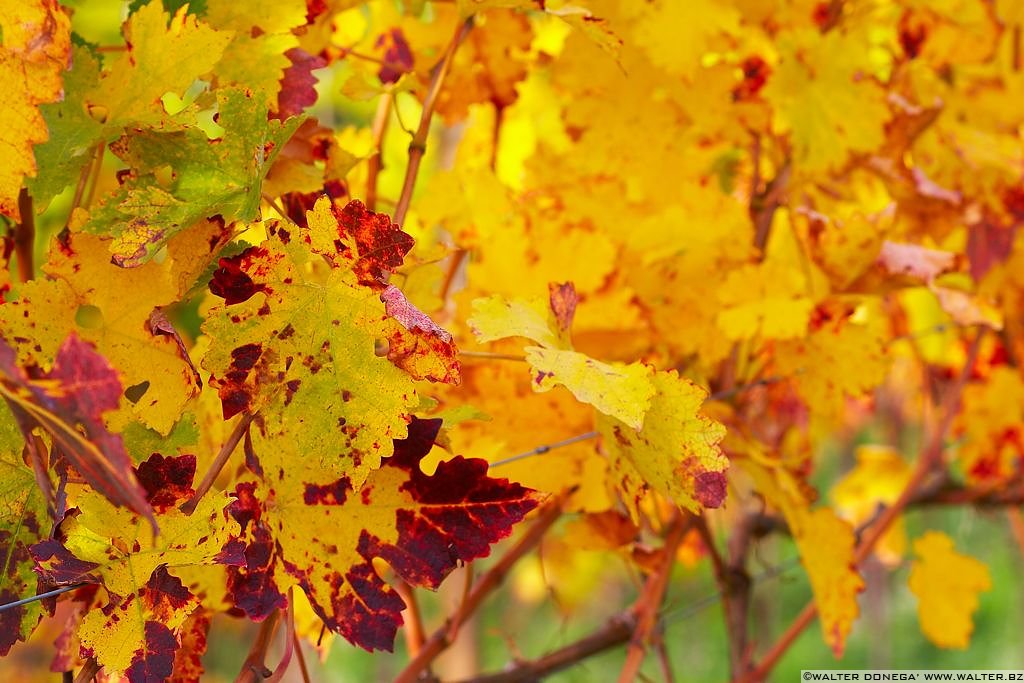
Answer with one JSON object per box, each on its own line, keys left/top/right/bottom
{"left": 82, "top": 143, "right": 105, "bottom": 209}
{"left": 236, "top": 610, "right": 280, "bottom": 683}
{"left": 453, "top": 613, "right": 636, "bottom": 683}
{"left": 180, "top": 413, "right": 254, "bottom": 515}
{"left": 395, "top": 580, "right": 426, "bottom": 657}
{"left": 14, "top": 189, "right": 34, "bottom": 282}
{"left": 439, "top": 249, "right": 468, "bottom": 305}
{"left": 736, "top": 329, "right": 985, "bottom": 683}
{"left": 490, "top": 105, "right": 505, "bottom": 172}
{"left": 68, "top": 144, "right": 99, "bottom": 217}
{"left": 1006, "top": 508, "right": 1024, "bottom": 557}
{"left": 618, "top": 514, "right": 691, "bottom": 683}
{"left": 392, "top": 17, "right": 474, "bottom": 226}
{"left": 751, "top": 161, "right": 791, "bottom": 255}
{"left": 697, "top": 514, "right": 753, "bottom": 677}
{"left": 393, "top": 491, "right": 569, "bottom": 683}
{"left": 74, "top": 658, "right": 100, "bottom": 683}
{"left": 366, "top": 93, "right": 394, "bottom": 211}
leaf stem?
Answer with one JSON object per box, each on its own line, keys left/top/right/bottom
{"left": 392, "top": 491, "right": 568, "bottom": 683}
{"left": 392, "top": 17, "right": 474, "bottom": 227}
{"left": 181, "top": 412, "right": 254, "bottom": 516}
{"left": 459, "top": 350, "right": 527, "bottom": 362}
{"left": 394, "top": 580, "right": 426, "bottom": 657}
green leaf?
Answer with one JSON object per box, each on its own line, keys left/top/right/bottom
{"left": 83, "top": 88, "right": 303, "bottom": 266}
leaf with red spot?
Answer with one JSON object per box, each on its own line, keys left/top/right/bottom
{"left": 331, "top": 199, "right": 414, "bottom": 285}
{"left": 29, "top": 453, "right": 241, "bottom": 679}
{"left": 77, "top": 568, "right": 199, "bottom": 682}
{"left": 204, "top": 196, "right": 458, "bottom": 488}
{"left": 33, "top": 452, "right": 242, "bottom": 599}
{"left": 168, "top": 609, "right": 210, "bottom": 683}
{"left": 0, "top": 333, "right": 155, "bottom": 530}
{"left": 223, "top": 417, "right": 539, "bottom": 651}
{"left": 597, "top": 370, "right": 728, "bottom": 520}
{"left": 380, "top": 284, "right": 461, "bottom": 383}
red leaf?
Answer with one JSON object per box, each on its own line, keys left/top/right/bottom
{"left": 375, "top": 28, "right": 414, "bottom": 84}
{"left": 276, "top": 48, "right": 327, "bottom": 119}
{"left": 547, "top": 281, "right": 577, "bottom": 333}
{"left": 331, "top": 199, "right": 414, "bottom": 285}
{"left": 135, "top": 454, "right": 197, "bottom": 513}
{"left": 223, "top": 417, "right": 538, "bottom": 652}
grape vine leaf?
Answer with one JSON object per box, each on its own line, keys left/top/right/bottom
{"left": 26, "top": 1, "right": 234, "bottom": 210}
{"left": 0, "top": 0, "right": 71, "bottom": 219}
{"left": 204, "top": 197, "right": 458, "bottom": 487}
{"left": 597, "top": 370, "right": 727, "bottom": 518}
{"left": 225, "top": 417, "right": 539, "bottom": 651}
{"left": 0, "top": 333, "right": 156, "bottom": 529}
{"left": 1, "top": 224, "right": 226, "bottom": 434}
{"left": 32, "top": 453, "right": 242, "bottom": 679}
{"left": 764, "top": 29, "right": 890, "bottom": 172}
{"left": 794, "top": 508, "right": 865, "bottom": 657}
{"left": 83, "top": 88, "right": 303, "bottom": 266}
{"left": 908, "top": 531, "right": 991, "bottom": 649}
{"left": 468, "top": 291, "right": 654, "bottom": 428}
{"left": 740, "top": 458, "right": 863, "bottom": 656}
{"left": 0, "top": 449, "right": 48, "bottom": 655}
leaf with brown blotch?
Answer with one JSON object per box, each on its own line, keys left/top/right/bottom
{"left": 223, "top": 417, "right": 539, "bottom": 651}
{"left": 0, "top": 333, "right": 156, "bottom": 531}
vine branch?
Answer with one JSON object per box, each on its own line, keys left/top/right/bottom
{"left": 735, "top": 328, "right": 985, "bottom": 683}
{"left": 618, "top": 513, "right": 692, "bottom": 683}
{"left": 392, "top": 17, "right": 474, "bottom": 227}
{"left": 181, "top": 412, "right": 254, "bottom": 515}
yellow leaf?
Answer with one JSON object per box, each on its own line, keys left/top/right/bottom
{"left": 469, "top": 294, "right": 566, "bottom": 349}
{"left": 832, "top": 445, "right": 912, "bottom": 562}
{"left": 765, "top": 29, "right": 890, "bottom": 172}
{"left": 525, "top": 347, "right": 654, "bottom": 429}
{"left": 740, "top": 458, "right": 863, "bottom": 656}
{"left": 599, "top": 370, "right": 727, "bottom": 517}
{"left": 92, "top": 2, "right": 233, "bottom": 128}
{"left": 0, "top": 224, "right": 223, "bottom": 434}
{"left": 909, "top": 531, "right": 991, "bottom": 649}
{"left": 629, "top": 0, "right": 739, "bottom": 79}
{"left": 0, "top": 0, "right": 71, "bottom": 218}
{"left": 794, "top": 508, "right": 865, "bottom": 657}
